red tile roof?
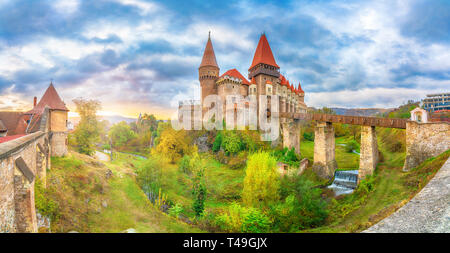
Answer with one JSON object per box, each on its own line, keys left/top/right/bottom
{"left": 220, "top": 68, "right": 250, "bottom": 85}
{"left": 27, "top": 83, "right": 68, "bottom": 114}
{"left": 251, "top": 77, "right": 256, "bottom": 84}
{"left": 280, "top": 74, "right": 288, "bottom": 86}
{"left": 298, "top": 82, "right": 304, "bottom": 93}
{"left": 0, "top": 134, "right": 25, "bottom": 144}
{"left": 0, "top": 112, "right": 28, "bottom": 135}
{"left": 199, "top": 35, "right": 219, "bottom": 68}
{"left": 249, "top": 34, "right": 280, "bottom": 70}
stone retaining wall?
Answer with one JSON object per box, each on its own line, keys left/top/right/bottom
{"left": 0, "top": 132, "right": 49, "bottom": 232}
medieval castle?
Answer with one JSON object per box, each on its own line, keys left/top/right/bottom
{"left": 198, "top": 33, "right": 308, "bottom": 116}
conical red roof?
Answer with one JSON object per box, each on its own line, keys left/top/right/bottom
{"left": 220, "top": 68, "right": 250, "bottom": 85}
{"left": 298, "top": 82, "right": 304, "bottom": 93}
{"left": 199, "top": 34, "right": 219, "bottom": 68}
{"left": 27, "top": 83, "right": 68, "bottom": 114}
{"left": 249, "top": 34, "right": 279, "bottom": 70}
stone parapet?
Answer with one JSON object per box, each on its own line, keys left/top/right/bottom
{"left": 403, "top": 121, "right": 450, "bottom": 171}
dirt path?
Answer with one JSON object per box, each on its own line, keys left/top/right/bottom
{"left": 94, "top": 151, "right": 110, "bottom": 162}
{"left": 364, "top": 157, "right": 450, "bottom": 233}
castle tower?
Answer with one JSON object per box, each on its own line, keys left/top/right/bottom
{"left": 199, "top": 32, "right": 219, "bottom": 106}
{"left": 27, "top": 82, "right": 69, "bottom": 157}
{"left": 248, "top": 34, "right": 280, "bottom": 115}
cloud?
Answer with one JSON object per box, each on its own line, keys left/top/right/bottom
{"left": 0, "top": 0, "right": 449, "bottom": 118}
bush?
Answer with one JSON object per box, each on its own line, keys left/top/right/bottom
{"left": 168, "top": 203, "right": 184, "bottom": 219}
{"left": 212, "top": 132, "right": 223, "bottom": 152}
{"left": 215, "top": 203, "right": 271, "bottom": 233}
{"left": 285, "top": 147, "right": 299, "bottom": 163}
{"left": 270, "top": 176, "right": 329, "bottom": 231}
{"left": 178, "top": 155, "right": 191, "bottom": 174}
{"left": 136, "top": 157, "right": 163, "bottom": 197}
{"left": 222, "top": 131, "right": 243, "bottom": 155}
{"left": 345, "top": 140, "right": 359, "bottom": 153}
{"left": 303, "top": 132, "right": 314, "bottom": 141}
{"left": 243, "top": 152, "right": 280, "bottom": 207}
{"left": 228, "top": 152, "right": 247, "bottom": 170}
{"left": 191, "top": 155, "right": 207, "bottom": 216}
{"left": 34, "top": 178, "right": 59, "bottom": 220}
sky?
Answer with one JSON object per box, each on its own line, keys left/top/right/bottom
{"left": 0, "top": 0, "right": 449, "bottom": 119}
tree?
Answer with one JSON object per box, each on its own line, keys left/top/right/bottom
{"left": 191, "top": 154, "right": 206, "bottom": 216}
{"left": 108, "top": 121, "right": 137, "bottom": 148}
{"left": 72, "top": 98, "right": 101, "bottom": 155}
{"left": 152, "top": 127, "right": 190, "bottom": 163}
{"left": 243, "top": 152, "right": 280, "bottom": 207}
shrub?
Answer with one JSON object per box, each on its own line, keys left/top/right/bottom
{"left": 212, "top": 131, "right": 223, "bottom": 152}
{"left": 285, "top": 147, "right": 300, "bottom": 163}
{"left": 222, "top": 131, "right": 243, "bottom": 155}
{"left": 168, "top": 203, "right": 184, "bottom": 219}
{"left": 243, "top": 152, "right": 280, "bottom": 207}
{"left": 178, "top": 155, "right": 191, "bottom": 174}
{"left": 215, "top": 203, "right": 271, "bottom": 233}
{"left": 228, "top": 152, "right": 247, "bottom": 170}
{"left": 34, "top": 178, "right": 59, "bottom": 220}
{"left": 270, "top": 176, "right": 329, "bottom": 231}
{"left": 345, "top": 140, "right": 359, "bottom": 153}
{"left": 303, "top": 132, "right": 314, "bottom": 141}
{"left": 136, "top": 157, "right": 163, "bottom": 197}
{"left": 191, "top": 155, "right": 207, "bottom": 216}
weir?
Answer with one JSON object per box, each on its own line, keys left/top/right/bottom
{"left": 328, "top": 170, "right": 359, "bottom": 196}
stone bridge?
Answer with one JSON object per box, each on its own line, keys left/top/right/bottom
{"left": 280, "top": 112, "right": 450, "bottom": 182}
{"left": 0, "top": 131, "right": 50, "bottom": 232}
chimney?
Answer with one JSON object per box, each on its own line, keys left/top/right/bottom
{"left": 33, "top": 97, "right": 37, "bottom": 107}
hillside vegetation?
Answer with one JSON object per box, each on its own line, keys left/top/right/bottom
{"left": 35, "top": 150, "right": 201, "bottom": 233}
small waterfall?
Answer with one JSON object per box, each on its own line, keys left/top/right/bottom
{"left": 328, "top": 170, "right": 359, "bottom": 196}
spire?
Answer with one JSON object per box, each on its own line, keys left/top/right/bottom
{"left": 249, "top": 33, "right": 280, "bottom": 70}
{"left": 199, "top": 33, "right": 218, "bottom": 69}
{"left": 298, "top": 81, "right": 304, "bottom": 93}
{"left": 27, "top": 82, "right": 68, "bottom": 114}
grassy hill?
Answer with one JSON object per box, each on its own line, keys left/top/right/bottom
{"left": 35, "top": 150, "right": 202, "bottom": 233}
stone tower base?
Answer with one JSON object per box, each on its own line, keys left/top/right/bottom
{"left": 50, "top": 132, "right": 67, "bottom": 157}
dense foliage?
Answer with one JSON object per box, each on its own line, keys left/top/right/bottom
{"left": 242, "top": 152, "right": 280, "bottom": 207}
{"left": 71, "top": 98, "right": 102, "bottom": 155}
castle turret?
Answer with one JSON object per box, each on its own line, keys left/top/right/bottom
{"left": 199, "top": 32, "right": 219, "bottom": 105}
{"left": 26, "top": 82, "right": 69, "bottom": 156}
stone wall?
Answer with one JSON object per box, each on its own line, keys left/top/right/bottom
{"left": 50, "top": 131, "right": 68, "bottom": 157}
{"left": 313, "top": 122, "right": 337, "bottom": 179}
{"left": 359, "top": 126, "right": 378, "bottom": 180}
{"left": 281, "top": 120, "right": 300, "bottom": 154}
{"left": 0, "top": 132, "right": 48, "bottom": 232}
{"left": 403, "top": 121, "right": 450, "bottom": 171}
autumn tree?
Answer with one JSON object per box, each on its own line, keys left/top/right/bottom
{"left": 243, "top": 152, "right": 280, "bottom": 208}
{"left": 72, "top": 98, "right": 101, "bottom": 155}
{"left": 152, "top": 127, "right": 191, "bottom": 163}
{"left": 108, "top": 121, "right": 137, "bottom": 148}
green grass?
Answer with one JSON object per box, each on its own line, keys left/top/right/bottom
{"left": 304, "top": 149, "right": 449, "bottom": 233}
{"left": 300, "top": 136, "right": 360, "bottom": 170}
{"left": 39, "top": 151, "right": 201, "bottom": 233}
{"left": 129, "top": 153, "right": 246, "bottom": 219}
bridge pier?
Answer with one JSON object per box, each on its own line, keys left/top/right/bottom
{"left": 313, "top": 122, "right": 337, "bottom": 179}
{"left": 281, "top": 120, "right": 300, "bottom": 155}
{"left": 359, "top": 126, "right": 378, "bottom": 181}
